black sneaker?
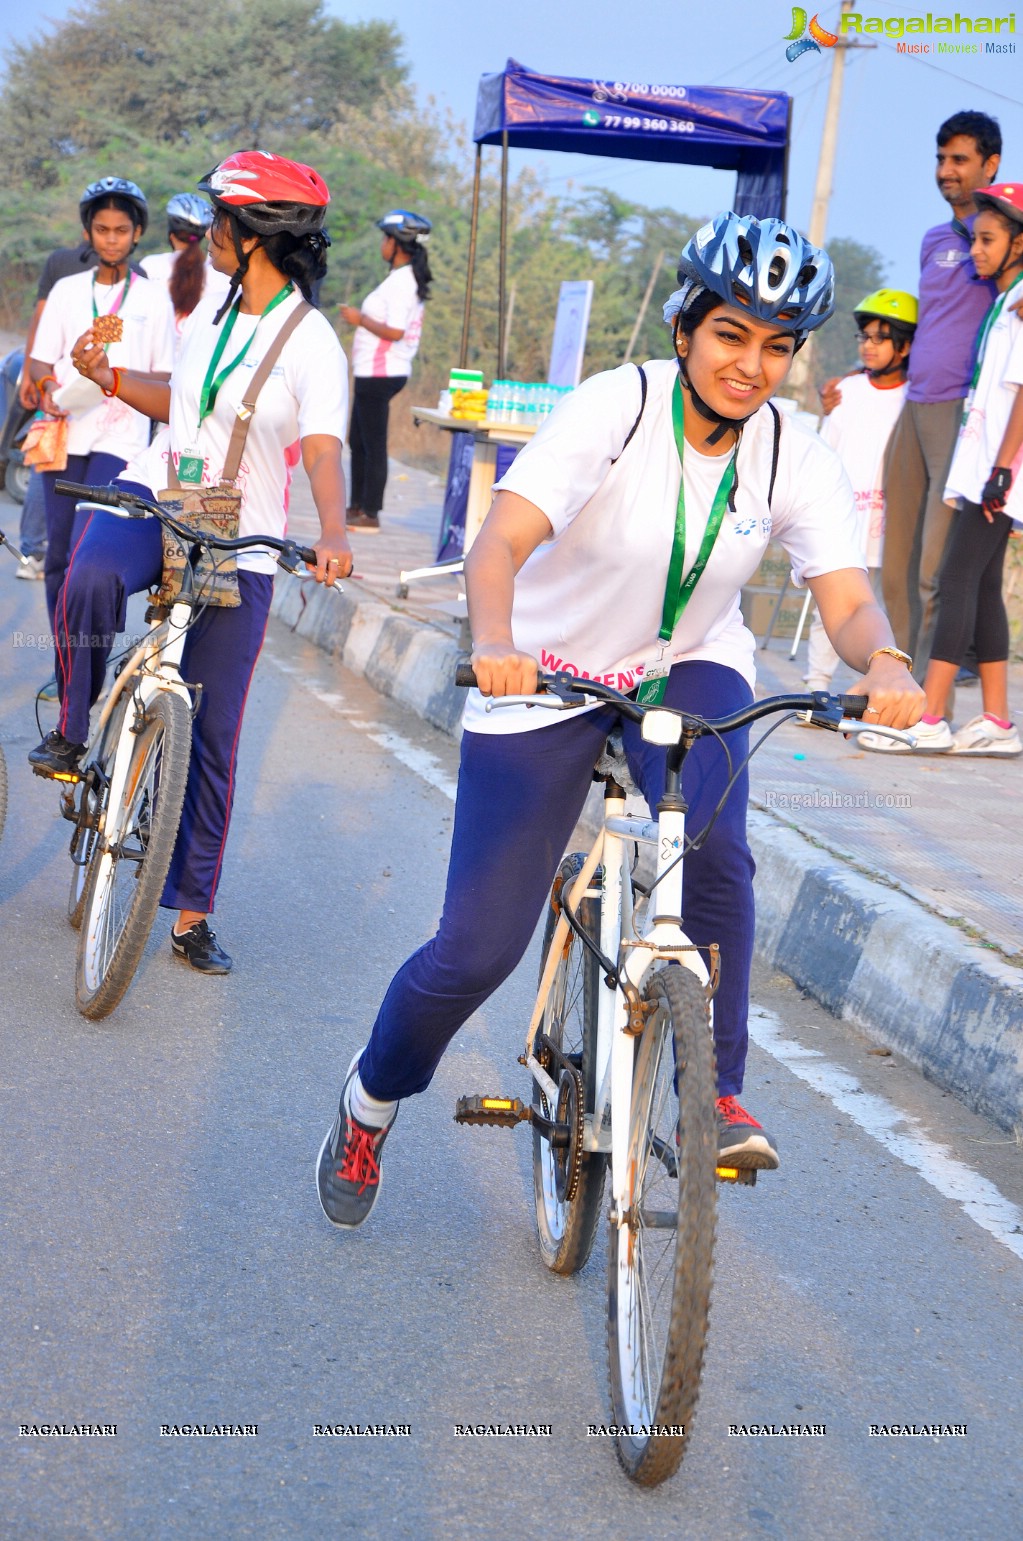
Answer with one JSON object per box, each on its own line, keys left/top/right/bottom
{"left": 346, "top": 510, "right": 380, "bottom": 532}
{"left": 29, "top": 730, "right": 85, "bottom": 780}
{"left": 170, "top": 918, "right": 233, "bottom": 974}
{"left": 716, "top": 1095, "right": 779, "bottom": 1171}
{"left": 316, "top": 1053, "right": 398, "bottom": 1228}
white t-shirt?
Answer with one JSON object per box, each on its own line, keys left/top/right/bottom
{"left": 126, "top": 287, "right": 348, "bottom": 574}
{"left": 944, "top": 290, "right": 1023, "bottom": 526}
{"left": 141, "top": 249, "right": 231, "bottom": 346}
{"left": 463, "top": 358, "right": 863, "bottom": 736}
{"left": 350, "top": 264, "right": 424, "bottom": 378}
{"left": 819, "top": 371, "right": 907, "bottom": 566}
{"left": 32, "top": 268, "right": 175, "bottom": 459}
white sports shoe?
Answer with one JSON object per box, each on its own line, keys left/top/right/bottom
{"left": 860, "top": 718, "right": 952, "bottom": 754}
{"left": 949, "top": 715, "right": 1022, "bottom": 757}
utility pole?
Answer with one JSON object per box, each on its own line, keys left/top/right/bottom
{"left": 787, "top": 0, "right": 873, "bottom": 406}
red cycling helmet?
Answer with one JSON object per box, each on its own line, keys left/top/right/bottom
{"left": 198, "top": 151, "right": 330, "bottom": 235}
{"left": 973, "top": 182, "right": 1023, "bottom": 228}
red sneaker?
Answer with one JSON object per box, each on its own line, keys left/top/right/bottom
{"left": 716, "top": 1096, "right": 779, "bottom": 1170}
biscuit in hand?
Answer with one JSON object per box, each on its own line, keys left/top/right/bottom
{"left": 92, "top": 313, "right": 124, "bottom": 345}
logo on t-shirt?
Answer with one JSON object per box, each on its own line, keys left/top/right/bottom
{"left": 934, "top": 248, "right": 968, "bottom": 270}
{"left": 735, "top": 517, "right": 757, "bottom": 535}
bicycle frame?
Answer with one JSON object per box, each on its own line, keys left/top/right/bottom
{"left": 525, "top": 759, "right": 710, "bottom": 1227}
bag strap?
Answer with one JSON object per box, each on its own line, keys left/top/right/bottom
{"left": 220, "top": 299, "right": 312, "bottom": 484}
{"left": 610, "top": 364, "right": 647, "bottom": 464}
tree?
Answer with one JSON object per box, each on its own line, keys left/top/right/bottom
{"left": 0, "top": 0, "right": 406, "bottom": 185}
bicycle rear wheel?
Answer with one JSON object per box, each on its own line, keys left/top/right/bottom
{"left": 76, "top": 691, "right": 191, "bottom": 1019}
{"left": 532, "top": 853, "right": 608, "bottom": 1276}
{"left": 606, "top": 964, "right": 717, "bottom": 1486}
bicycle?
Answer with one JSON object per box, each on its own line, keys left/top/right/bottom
{"left": 452, "top": 666, "right": 916, "bottom": 1485}
{"left": 50, "top": 480, "right": 332, "bottom": 1019}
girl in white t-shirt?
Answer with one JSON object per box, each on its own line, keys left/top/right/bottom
{"left": 864, "top": 183, "right": 1023, "bottom": 757}
{"left": 140, "top": 193, "right": 231, "bottom": 354}
{"left": 340, "top": 209, "right": 432, "bottom": 532}
{"left": 30, "top": 153, "right": 352, "bottom": 974}
{"left": 316, "top": 213, "right": 924, "bottom": 1231}
{"left": 805, "top": 289, "right": 917, "bottom": 689}
{"left": 29, "top": 177, "right": 175, "bottom": 625}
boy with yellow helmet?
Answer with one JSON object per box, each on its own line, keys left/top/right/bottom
{"left": 804, "top": 288, "right": 917, "bottom": 691}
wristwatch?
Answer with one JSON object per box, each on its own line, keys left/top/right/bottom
{"left": 867, "top": 646, "right": 913, "bottom": 671}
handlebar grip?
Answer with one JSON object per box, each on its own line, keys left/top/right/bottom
{"left": 295, "top": 546, "right": 317, "bottom": 566}
{"left": 838, "top": 694, "right": 869, "bottom": 718}
{"left": 455, "top": 663, "right": 477, "bottom": 689}
{"left": 54, "top": 479, "right": 118, "bottom": 503}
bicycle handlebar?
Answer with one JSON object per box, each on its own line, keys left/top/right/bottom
{"left": 454, "top": 663, "right": 868, "bottom": 734}
{"left": 54, "top": 480, "right": 318, "bottom": 568}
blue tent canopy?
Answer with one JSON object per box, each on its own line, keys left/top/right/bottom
{"left": 474, "top": 60, "right": 790, "bottom": 217}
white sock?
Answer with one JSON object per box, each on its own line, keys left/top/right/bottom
{"left": 347, "top": 1070, "right": 398, "bottom": 1129}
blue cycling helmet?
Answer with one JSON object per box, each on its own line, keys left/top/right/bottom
{"left": 677, "top": 211, "right": 835, "bottom": 338}
{"left": 80, "top": 177, "right": 149, "bottom": 235}
{"left": 376, "top": 209, "right": 431, "bottom": 247}
{"left": 166, "top": 193, "right": 213, "bottom": 234}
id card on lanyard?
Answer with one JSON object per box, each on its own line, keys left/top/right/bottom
{"left": 636, "top": 379, "right": 736, "bottom": 705}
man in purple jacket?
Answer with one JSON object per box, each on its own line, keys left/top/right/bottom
{"left": 881, "top": 111, "right": 1000, "bottom": 673}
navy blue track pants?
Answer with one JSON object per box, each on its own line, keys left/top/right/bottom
{"left": 42, "top": 454, "right": 127, "bottom": 627}
{"left": 53, "top": 482, "right": 272, "bottom": 913}
{"left": 359, "top": 660, "right": 757, "bottom": 1104}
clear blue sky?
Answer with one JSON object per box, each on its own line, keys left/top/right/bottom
{"left": 7, "top": 0, "right": 1023, "bottom": 293}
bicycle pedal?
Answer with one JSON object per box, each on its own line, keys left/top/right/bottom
{"left": 454, "top": 1094, "right": 530, "bottom": 1129}
{"left": 716, "top": 1165, "right": 757, "bottom": 1187}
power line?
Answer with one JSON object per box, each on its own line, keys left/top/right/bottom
{"left": 875, "top": 39, "right": 1023, "bottom": 107}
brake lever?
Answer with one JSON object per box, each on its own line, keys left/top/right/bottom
{"left": 484, "top": 694, "right": 588, "bottom": 713}
{"left": 836, "top": 718, "right": 920, "bottom": 747}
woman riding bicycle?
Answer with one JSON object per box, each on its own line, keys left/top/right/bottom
{"left": 317, "top": 211, "right": 924, "bottom": 1230}
{"left": 30, "top": 151, "right": 352, "bottom": 973}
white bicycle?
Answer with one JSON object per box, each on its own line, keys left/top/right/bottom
{"left": 454, "top": 666, "right": 911, "bottom": 1485}
{"left": 52, "top": 480, "right": 325, "bottom": 1019}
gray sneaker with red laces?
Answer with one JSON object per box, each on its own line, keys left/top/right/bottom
{"left": 316, "top": 1054, "right": 398, "bottom": 1228}
{"left": 716, "top": 1095, "right": 779, "bottom": 1170}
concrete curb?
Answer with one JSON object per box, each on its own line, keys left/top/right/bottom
{"left": 271, "top": 571, "right": 1023, "bottom": 1133}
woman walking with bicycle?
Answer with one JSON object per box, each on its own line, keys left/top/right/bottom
{"left": 317, "top": 212, "right": 923, "bottom": 1230}
{"left": 30, "top": 151, "right": 352, "bottom": 973}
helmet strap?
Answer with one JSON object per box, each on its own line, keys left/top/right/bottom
{"left": 212, "top": 213, "right": 256, "bottom": 325}
{"left": 866, "top": 356, "right": 908, "bottom": 380}
{"left": 676, "top": 355, "right": 749, "bottom": 447}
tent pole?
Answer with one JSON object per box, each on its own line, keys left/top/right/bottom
{"left": 782, "top": 97, "right": 793, "bottom": 220}
{"left": 459, "top": 144, "right": 483, "bottom": 369}
{"left": 498, "top": 130, "right": 509, "bottom": 378}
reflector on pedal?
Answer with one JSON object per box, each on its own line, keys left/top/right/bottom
{"left": 483, "top": 1098, "right": 514, "bottom": 1111}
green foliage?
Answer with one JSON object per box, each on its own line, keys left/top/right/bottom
{"left": 806, "top": 235, "right": 888, "bottom": 389}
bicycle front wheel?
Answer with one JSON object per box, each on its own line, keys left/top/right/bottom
{"left": 606, "top": 964, "right": 717, "bottom": 1486}
{"left": 532, "top": 853, "right": 608, "bottom": 1276}
{"left": 76, "top": 691, "right": 191, "bottom": 1019}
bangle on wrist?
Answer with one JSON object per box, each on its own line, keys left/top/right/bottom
{"left": 102, "top": 367, "right": 122, "bottom": 399}
{"left": 867, "top": 645, "right": 913, "bottom": 672}
{"left": 35, "top": 374, "right": 57, "bottom": 391}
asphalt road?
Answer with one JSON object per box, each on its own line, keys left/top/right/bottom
{"left": 1, "top": 542, "right": 1022, "bottom": 1540}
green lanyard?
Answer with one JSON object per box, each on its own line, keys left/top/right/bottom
{"left": 197, "top": 282, "right": 293, "bottom": 427}
{"left": 637, "top": 379, "right": 736, "bottom": 705}
{"left": 970, "top": 270, "right": 1023, "bottom": 393}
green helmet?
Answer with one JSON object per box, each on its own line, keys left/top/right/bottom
{"left": 853, "top": 289, "right": 918, "bottom": 329}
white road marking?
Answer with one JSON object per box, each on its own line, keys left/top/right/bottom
{"left": 749, "top": 1005, "right": 1023, "bottom": 1263}
{"left": 264, "top": 653, "right": 458, "bottom": 803}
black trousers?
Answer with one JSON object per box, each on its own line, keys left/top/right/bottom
{"left": 930, "top": 499, "right": 1013, "bottom": 666}
{"left": 349, "top": 375, "right": 407, "bottom": 515}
